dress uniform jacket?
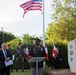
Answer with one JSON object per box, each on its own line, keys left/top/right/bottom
{"left": 30, "top": 45, "right": 46, "bottom": 68}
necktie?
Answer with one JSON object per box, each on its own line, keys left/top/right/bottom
{"left": 3, "top": 50, "right": 7, "bottom": 58}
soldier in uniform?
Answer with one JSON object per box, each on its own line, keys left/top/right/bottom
{"left": 29, "top": 37, "right": 46, "bottom": 75}
{"left": 7, "top": 44, "right": 13, "bottom": 72}
{"left": 15, "top": 43, "right": 24, "bottom": 72}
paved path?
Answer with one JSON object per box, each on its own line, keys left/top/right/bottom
{"left": 51, "top": 71, "right": 76, "bottom": 75}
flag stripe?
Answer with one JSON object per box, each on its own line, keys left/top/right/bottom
{"left": 21, "top": 1, "right": 42, "bottom": 10}
{"left": 20, "top": 1, "right": 32, "bottom": 7}
{"left": 23, "top": 4, "right": 42, "bottom": 10}
{"left": 32, "top": 0, "right": 42, "bottom": 2}
{"left": 24, "top": 7, "right": 42, "bottom": 15}
{"left": 20, "top": 1, "right": 32, "bottom": 10}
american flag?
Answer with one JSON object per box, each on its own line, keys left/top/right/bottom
{"left": 20, "top": 0, "right": 42, "bottom": 17}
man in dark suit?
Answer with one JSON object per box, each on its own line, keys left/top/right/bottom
{"left": 0, "top": 43, "right": 12, "bottom": 75}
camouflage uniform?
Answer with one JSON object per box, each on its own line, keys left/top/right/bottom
{"left": 15, "top": 46, "right": 24, "bottom": 72}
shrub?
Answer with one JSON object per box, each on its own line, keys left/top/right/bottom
{"left": 46, "top": 43, "right": 69, "bottom": 69}
{"left": 43, "top": 66, "right": 51, "bottom": 75}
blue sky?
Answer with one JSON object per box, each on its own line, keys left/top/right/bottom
{"left": 0, "top": 0, "right": 53, "bottom": 37}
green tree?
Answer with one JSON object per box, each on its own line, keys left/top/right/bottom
{"left": 46, "top": 0, "right": 76, "bottom": 43}
{"left": 22, "top": 34, "right": 34, "bottom": 46}
{"left": 3, "top": 31, "right": 16, "bottom": 42}
{"left": 6, "top": 38, "right": 21, "bottom": 49}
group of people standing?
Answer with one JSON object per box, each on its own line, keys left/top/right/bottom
{"left": 0, "top": 37, "right": 62, "bottom": 75}
{"left": 8, "top": 42, "right": 29, "bottom": 72}
{"left": 0, "top": 42, "right": 29, "bottom": 75}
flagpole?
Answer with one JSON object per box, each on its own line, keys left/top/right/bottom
{"left": 42, "top": 0, "right": 45, "bottom": 46}
{"left": 42, "top": 0, "right": 46, "bottom": 69}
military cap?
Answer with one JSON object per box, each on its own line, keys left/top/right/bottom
{"left": 34, "top": 37, "right": 41, "bottom": 41}
{"left": 18, "top": 42, "right": 21, "bottom": 45}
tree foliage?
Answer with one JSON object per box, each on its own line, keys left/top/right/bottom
{"left": 46, "top": 0, "right": 76, "bottom": 43}
{"left": 6, "top": 38, "right": 21, "bottom": 49}
{"left": 3, "top": 31, "right": 16, "bottom": 43}
{"left": 22, "top": 34, "right": 34, "bottom": 46}
{"left": 6, "top": 33, "right": 41, "bottom": 49}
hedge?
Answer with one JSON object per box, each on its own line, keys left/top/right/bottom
{"left": 46, "top": 43, "right": 69, "bottom": 69}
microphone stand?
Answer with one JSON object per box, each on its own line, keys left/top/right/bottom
{"left": 36, "top": 52, "right": 38, "bottom": 75}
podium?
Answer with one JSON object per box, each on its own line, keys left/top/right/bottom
{"left": 68, "top": 39, "right": 76, "bottom": 72}
{"left": 28, "top": 57, "right": 45, "bottom": 75}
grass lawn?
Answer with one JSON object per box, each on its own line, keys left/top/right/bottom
{"left": 11, "top": 70, "right": 31, "bottom": 75}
